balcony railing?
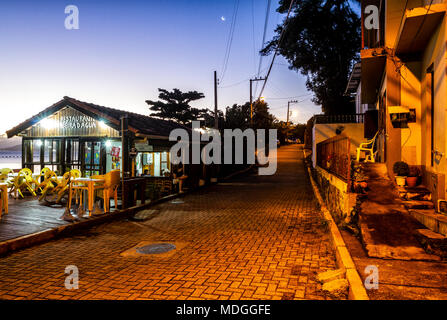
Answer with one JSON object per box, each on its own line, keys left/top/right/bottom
{"left": 316, "top": 135, "right": 351, "bottom": 183}
{"left": 314, "top": 114, "right": 365, "bottom": 124}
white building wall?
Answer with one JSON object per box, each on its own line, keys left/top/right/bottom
{"left": 312, "top": 123, "right": 366, "bottom": 167}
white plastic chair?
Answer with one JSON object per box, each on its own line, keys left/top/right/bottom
{"left": 356, "top": 131, "right": 379, "bottom": 163}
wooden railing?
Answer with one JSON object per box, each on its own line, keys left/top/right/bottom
{"left": 122, "top": 177, "right": 147, "bottom": 209}
{"left": 316, "top": 135, "right": 351, "bottom": 182}
{"left": 121, "top": 176, "right": 175, "bottom": 209}
{"left": 314, "top": 114, "right": 365, "bottom": 124}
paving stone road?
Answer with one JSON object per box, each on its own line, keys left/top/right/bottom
{"left": 0, "top": 145, "right": 338, "bottom": 300}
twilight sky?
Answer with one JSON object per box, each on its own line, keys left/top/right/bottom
{"left": 0, "top": 0, "right": 323, "bottom": 135}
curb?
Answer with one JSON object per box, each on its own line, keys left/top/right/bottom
{"left": 306, "top": 165, "right": 369, "bottom": 300}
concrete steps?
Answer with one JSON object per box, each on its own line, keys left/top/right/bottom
{"left": 398, "top": 186, "right": 432, "bottom": 201}
{"left": 358, "top": 162, "right": 441, "bottom": 261}
{"left": 404, "top": 200, "right": 435, "bottom": 210}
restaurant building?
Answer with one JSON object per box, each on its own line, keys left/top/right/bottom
{"left": 6, "top": 96, "right": 188, "bottom": 177}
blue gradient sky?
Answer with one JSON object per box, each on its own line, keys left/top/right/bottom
{"left": 0, "top": 0, "right": 322, "bottom": 134}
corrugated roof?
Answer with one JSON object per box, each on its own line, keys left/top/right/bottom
{"left": 6, "top": 96, "right": 190, "bottom": 138}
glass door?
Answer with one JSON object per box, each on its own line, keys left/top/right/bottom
{"left": 65, "top": 139, "right": 81, "bottom": 172}
{"left": 84, "top": 141, "right": 102, "bottom": 177}
{"left": 154, "top": 152, "right": 161, "bottom": 176}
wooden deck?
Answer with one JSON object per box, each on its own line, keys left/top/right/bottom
{"left": 0, "top": 197, "right": 68, "bottom": 242}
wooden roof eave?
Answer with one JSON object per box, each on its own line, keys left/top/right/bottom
{"left": 395, "top": 3, "right": 447, "bottom": 60}
{"left": 6, "top": 99, "right": 67, "bottom": 138}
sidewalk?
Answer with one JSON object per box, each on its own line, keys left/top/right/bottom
{"left": 342, "top": 229, "right": 447, "bottom": 299}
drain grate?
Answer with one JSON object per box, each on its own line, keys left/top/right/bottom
{"left": 136, "top": 243, "right": 176, "bottom": 255}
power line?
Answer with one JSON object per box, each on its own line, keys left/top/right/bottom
{"left": 218, "top": 66, "right": 269, "bottom": 89}
{"left": 251, "top": 0, "right": 257, "bottom": 74}
{"left": 257, "top": 0, "right": 295, "bottom": 100}
{"left": 269, "top": 97, "right": 310, "bottom": 110}
{"left": 220, "top": 0, "right": 240, "bottom": 83}
{"left": 254, "top": 0, "right": 272, "bottom": 97}
{"left": 267, "top": 93, "right": 312, "bottom": 100}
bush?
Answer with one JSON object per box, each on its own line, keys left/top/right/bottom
{"left": 393, "top": 161, "right": 410, "bottom": 177}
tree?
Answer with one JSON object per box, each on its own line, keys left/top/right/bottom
{"left": 252, "top": 100, "right": 274, "bottom": 130}
{"left": 290, "top": 123, "right": 306, "bottom": 142}
{"left": 199, "top": 108, "right": 225, "bottom": 129}
{"left": 262, "top": 0, "right": 360, "bottom": 115}
{"left": 224, "top": 103, "right": 251, "bottom": 130}
{"left": 146, "top": 88, "right": 205, "bottom": 125}
{"left": 224, "top": 100, "right": 274, "bottom": 130}
{"left": 272, "top": 120, "right": 289, "bottom": 144}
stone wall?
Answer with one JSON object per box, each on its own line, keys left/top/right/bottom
{"left": 313, "top": 166, "right": 357, "bottom": 224}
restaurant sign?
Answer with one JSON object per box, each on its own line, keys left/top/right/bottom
{"left": 28, "top": 107, "right": 120, "bottom": 138}
{"left": 61, "top": 116, "right": 97, "bottom": 129}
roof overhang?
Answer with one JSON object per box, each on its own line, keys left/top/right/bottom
{"left": 5, "top": 97, "right": 134, "bottom": 138}
{"left": 395, "top": 4, "right": 446, "bottom": 61}
{"left": 344, "top": 62, "right": 361, "bottom": 96}
{"left": 360, "top": 48, "right": 387, "bottom": 104}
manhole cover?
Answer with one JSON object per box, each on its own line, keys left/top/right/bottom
{"left": 136, "top": 243, "right": 176, "bottom": 255}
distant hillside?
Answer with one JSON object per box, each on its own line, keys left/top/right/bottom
{"left": 0, "top": 136, "right": 22, "bottom": 152}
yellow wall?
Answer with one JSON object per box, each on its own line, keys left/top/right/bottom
{"left": 384, "top": 0, "right": 447, "bottom": 201}
{"left": 400, "top": 61, "right": 421, "bottom": 166}
{"left": 420, "top": 14, "right": 447, "bottom": 202}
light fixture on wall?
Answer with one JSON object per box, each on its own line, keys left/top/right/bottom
{"left": 39, "top": 118, "right": 57, "bottom": 130}
{"left": 99, "top": 121, "right": 108, "bottom": 129}
{"left": 105, "top": 140, "right": 112, "bottom": 148}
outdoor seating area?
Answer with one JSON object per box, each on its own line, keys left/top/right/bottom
{"left": 0, "top": 166, "right": 187, "bottom": 245}
{"left": 0, "top": 167, "right": 123, "bottom": 222}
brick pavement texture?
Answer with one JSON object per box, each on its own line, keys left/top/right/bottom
{"left": 0, "top": 145, "right": 339, "bottom": 300}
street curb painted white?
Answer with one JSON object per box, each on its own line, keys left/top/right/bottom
{"left": 306, "top": 163, "right": 369, "bottom": 300}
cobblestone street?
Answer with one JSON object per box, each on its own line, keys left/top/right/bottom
{"left": 0, "top": 145, "right": 338, "bottom": 300}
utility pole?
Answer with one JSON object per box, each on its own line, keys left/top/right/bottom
{"left": 287, "top": 100, "right": 298, "bottom": 140}
{"left": 214, "top": 71, "right": 218, "bottom": 129}
{"left": 249, "top": 77, "right": 266, "bottom": 127}
{"left": 287, "top": 100, "right": 298, "bottom": 126}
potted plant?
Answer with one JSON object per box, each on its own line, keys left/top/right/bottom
{"left": 393, "top": 161, "right": 409, "bottom": 186}
{"left": 406, "top": 166, "right": 421, "bottom": 187}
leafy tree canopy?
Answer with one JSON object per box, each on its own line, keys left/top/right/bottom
{"left": 146, "top": 88, "right": 205, "bottom": 125}
{"left": 224, "top": 100, "right": 274, "bottom": 130}
{"left": 262, "top": 0, "right": 360, "bottom": 115}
